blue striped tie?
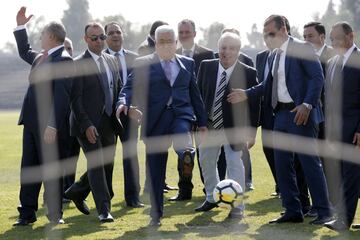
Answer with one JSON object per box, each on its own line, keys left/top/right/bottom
{"left": 212, "top": 71, "right": 227, "bottom": 129}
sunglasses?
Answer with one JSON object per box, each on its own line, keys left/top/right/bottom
{"left": 87, "top": 34, "right": 107, "bottom": 41}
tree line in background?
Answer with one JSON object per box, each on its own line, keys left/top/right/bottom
{"left": 1, "top": 0, "right": 360, "bottom": 55}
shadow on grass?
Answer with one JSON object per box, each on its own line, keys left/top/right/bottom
{"left": 245, "top": 197, "right": 282, "bottom": 216}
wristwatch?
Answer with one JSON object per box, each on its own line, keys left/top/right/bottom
{"left": 302, "top": 103, "right": 313, "bottom": 110}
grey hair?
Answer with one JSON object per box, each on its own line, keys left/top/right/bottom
{"left": 155, "top": 25, "right": 176, "bottom": 42}
{"left": 44, "top": 21, "right": 66, "bottom": 44}
{"left": 218, "top": 32, "right": 242, "bottom": 49}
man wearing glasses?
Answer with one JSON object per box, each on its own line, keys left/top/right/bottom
{"left": 65, "top": 22, "right": 122, "bottom": 223}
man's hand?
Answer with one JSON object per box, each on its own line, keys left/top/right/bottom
{"left": 86, "top": 126, "right": 98, "bottom": 144}
{"left": 44, "top": 127, "right": 57, "bottom": 144}
{"left": 353, "top": 132, "right": 360, "bottom": 148}
{"left": 227, "top": 88, "right": 248, "bottom": 104}
{"left": 116, "top": 104, "right": 128, "bottom": 119}
{"left": 16, "top": 7, "right": 33, "bottom": 26}
{"left": 291, "top": 104, "right": 311, "bottom": 125}
{"left": 128, "top": 106, "right": 143, "bottom": 123}
{"left": 197, "top": 126, "right": 208, "bottom": 145}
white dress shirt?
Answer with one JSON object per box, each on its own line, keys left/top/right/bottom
{"left": 181, "top": 44, "right": 196, "bottom": 58}
{"left": 108, "top": 48, "right": 128, "bottom": 84}
{"left": 272, "top": 37, "right": 293, "bottom": 103}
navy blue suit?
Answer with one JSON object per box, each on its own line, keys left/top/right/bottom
{"left": 118, "top": 53, "right": 207, "bottom": 219}
{"left": 14, "top": 28, "right": 73, "bottom": 221}
{"left": 247, "top": 37, "right": 331, "bottom": 218}
{"left": 325, "top": 47, "right": 360, "bottom": 226}
{"left": 105, "top": 48, "right": 142, "bottom": 205}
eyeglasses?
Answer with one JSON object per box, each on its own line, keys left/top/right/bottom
{"left": 87, "top": 34, "right": 107, "bottom": 41}
{"left": 107, "top": 30, "right": 122, "bottom": 36}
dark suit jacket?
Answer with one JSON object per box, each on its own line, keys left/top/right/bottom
{"left": 197, "top": 59, "right": 260, "bottom": 150}
{"left": 318, "top": 45, "right": 334, "bottom": 111}
{"left": 326, "top": 47, "right": 360, "bottom": 143}
{"left": 104, "top": 48, "right": 138, "bottom": 79}
{"left": 14, "top": 28, "right": 72, "bottom": 135}
{"left": 247, "top": 37, "right": 324, "bottom": 125}
{"left": 70, "top": 50, "right": 123, "bottom": 136}
{"left": 118, "top": 53, "right": 207, "bottom": 137}
{"left": 137, "top": 35, "right": 155, "bottom": 57}
{"left": 215, "top": 52, "right": 254, "bottom": 67}
{"left": 176, "top": 44, "right": 215, "bottom": 75}
{"left": 255, "top": 49, "right": 275, "bottom": 129}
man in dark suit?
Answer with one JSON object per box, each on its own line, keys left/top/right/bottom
{"left": 215, "top": 28, "right": 256, "bottom": 191}
{"left": 324, "top": 22, "right": 360, "bottom": 231}
{"left": 137, "top": 20, "right": 168, "bottom": 57}
{"left": 117, "top": 25, "right": 207, "bottom": 226}
{"left": 228, "top": 15, "right": 332, "bottom": 225}
{"left": 195, "top": 32, "right": 260, "bottom": 219}
{"left": 13, "top": 7, "right": 73, "bottom": 226}
{"left": 303, "top": 21, "right": 336, "bottom": 216}
{"left": 104, "top": 22, "right": 143, "bottom": 208}
{"left": 65, "top": 22, "right": 122, "bottom": 223}
{"left": 169, "top": 19, "right": 215, "bottom": 201}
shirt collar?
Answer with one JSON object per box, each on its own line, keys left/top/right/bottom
{"left": 342, "top": 43, "right": 356, "bottom": 64}
{"left": 316, "top": 44, "right": 326, "bottom": 57}
{"left": 218, "top": 60, "right": 236, "bottom": 78}
{"left": 47, "top": 45, "right": 64, "bottom": 56}
{"left": 182, "top": 44, "right": 195, "bottom": 54}
{"left": 108, "top": 48, "right": 125, "bottom": 56}
{"left": 279, "top": 37, "right": 290, "bottom": 53}
{"left": 88, "top": 49, "right": 102, "bottom": 62}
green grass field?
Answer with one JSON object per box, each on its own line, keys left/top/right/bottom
{"left": 0, "top": 111, "right": 359, "bottom": 240}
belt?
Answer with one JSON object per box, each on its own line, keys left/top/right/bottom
{"left": 275, "top": 102, "right": 295, "bottom": 111}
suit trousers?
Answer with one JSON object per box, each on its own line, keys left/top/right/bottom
{"left": 118, "top": 118, "right": 141, "bottom": 205}
{"left": 145, "top": 108, "right": 194, "bottom": 219}
{"left": 71, "top": 114, "right": 115, "bottom": 215}
{"left": 18, "top": 127, "right": 63, "bottom": 221}
{"left": 273, "top": 110, "right": 331, "bottom": 217}
{"left": 199, "top": 128, "right": 245, "bottom": 211}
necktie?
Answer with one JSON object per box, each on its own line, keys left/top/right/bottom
{"left": 212, "top": 71, "right": 227, "bottom": 129}
{"left": 271, "top": 49, "right": 283, "bottom": 109}
{"left": 98, "top": 57, "right": 113, "bottom": 116}
{"left": 163, "top": 60, "right": 173, "bottom": 85}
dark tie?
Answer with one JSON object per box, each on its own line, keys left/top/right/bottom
{"left": 98, "top": 57, "right": 113, "bottom": 116}
{"left": 114, "top": 52, "right": 123, "bottom": 77}
{"left": 212, "top": 71, "right": 227, "bottom": 129}
{"left": 271, "top": 49, "right": 283, "bottom": 109}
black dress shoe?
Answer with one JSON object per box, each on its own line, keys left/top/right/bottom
{"left": 13, "top": 216, "right": 37, "bottom": 226}
{"left": 269, "top": 213, "right": 303, "bottom": 224}
{"left": 194, "top": 201, "right": 218, "bottom": 212}
{"left": 324, "top": 219, "right": 349, "bottom": 231}
{"left": 164, "top": 183, "right": 178, "bottom": 191}
{"left": 309, "top": 215, "right": 333, "bottom": 225}
{"left": 228, "top": 208, "right": 244, "bottom": 219}
{"left": 126, "top": 200, "right": 145, "bottom": 208}
{"left": 72, "top": 198, "right": 90, "bottom": 215}
{"left": 148, "top": 217, "right": 161, "bottom": 227}
{"left": 98, "top": 213, "right": 114, "bottom": 223}
{"left": 304, "top": 208, "right": 318, "bottom": 218}
{"left": 352, "top": 223, "right": 360, "bottom": 229}
{"left": 169, "top": 194, "right": 191, "bottom": 201}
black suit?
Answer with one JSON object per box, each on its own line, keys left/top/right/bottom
{"left": 105, "top": 48, "right": 141, "bottom": 205}
{"left": 69, "top": 50, "right": 122, "bottom": 215}
{"left": 325, "top": 47, "right": 360, "bottom": 226}
{"left": 175, "top": 44, "right": 215, "bottom": 197}
{"left": 14, "top": 28, "right": 73, "bottom": 221}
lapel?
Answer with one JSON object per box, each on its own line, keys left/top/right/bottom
{"left": 84, "top": 50, "right": 107, "bottom": 94}
{"left": 258, "top": 51, "right": 270, "bottom": 82}
{"left": 152, "top": 54, "right": 170, "bottom": 86}
{"left": 342, "top": 47, "right": 358, "bottom": 81}
{"left": 284, "top": 37, "right": 293, "bottom": 81}
{"left": 208, "top": 60, "right": 220, "bottom": 105}
{"left": 173, "top": 55, "right": 189, "bottom": 86}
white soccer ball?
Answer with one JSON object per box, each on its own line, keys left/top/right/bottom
{"left": 213, "top": 179, "right": 244, "bottom": 209}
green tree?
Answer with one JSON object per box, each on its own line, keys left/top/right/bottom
{"left": 62, "top": 0, "right": 92, "bottom": 54}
